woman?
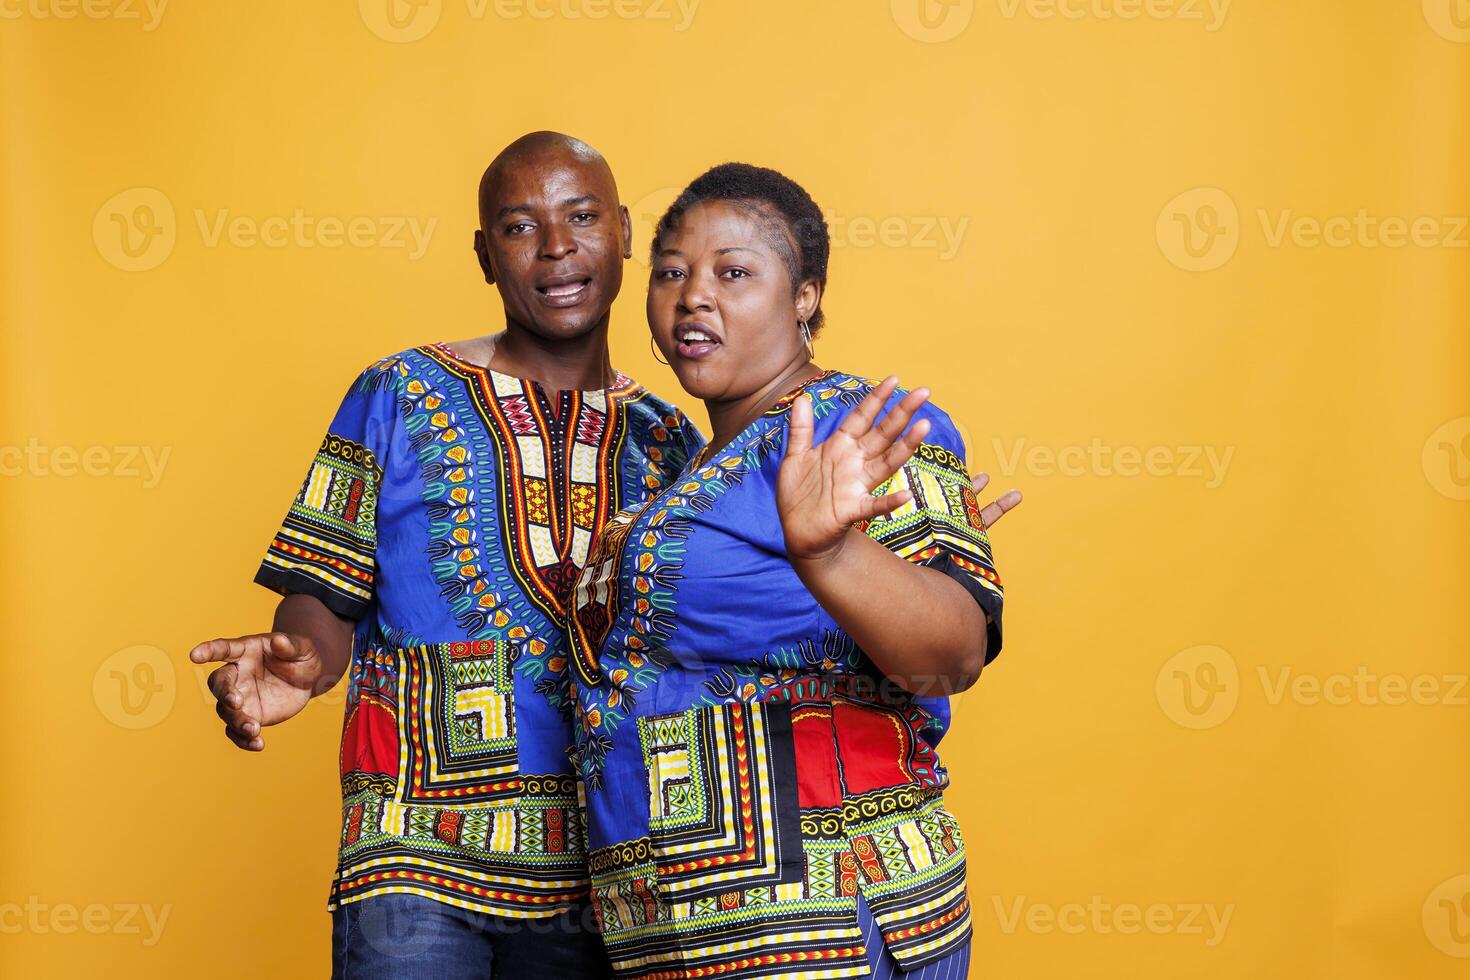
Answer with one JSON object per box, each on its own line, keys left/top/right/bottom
{"left": 569, "top": 163, "right": 1006, "bottom": 979}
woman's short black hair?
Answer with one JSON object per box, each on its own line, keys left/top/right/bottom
{"left": 651, "top": 162, "right": 831, "bottom": 332}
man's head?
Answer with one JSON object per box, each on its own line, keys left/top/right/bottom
{"left": 474, "top": 131, "right": 632, "bottom": 341}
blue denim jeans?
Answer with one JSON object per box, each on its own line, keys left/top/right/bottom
{"left": 330, "top": 893, "right": 612, "bottom": 980}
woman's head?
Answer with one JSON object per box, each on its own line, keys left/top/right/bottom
{"left": 648, "top": 163, "right": 829, "bottom": 403}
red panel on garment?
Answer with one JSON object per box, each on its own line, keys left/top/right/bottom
{"left": 790, "top": 702, "right": 843, "bottom": 808}
{"left": 340, "top": 691, "right": 398, "bottom": 778}
{"left": 832, "top": 699, "right": 918, "bottom": 794}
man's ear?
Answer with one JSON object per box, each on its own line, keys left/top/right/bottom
{"left": 473, "top": 229, "right": 496, "bottom": 285}
{"left": 619, "top": 204, "right": 633, "bottom": 260}
{"left": 795, "top": 279, "right": 823, "bottom": 323}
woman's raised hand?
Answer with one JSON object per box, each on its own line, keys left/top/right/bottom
{"left": 777, "top": 376, "right": 930, "bottom": 563}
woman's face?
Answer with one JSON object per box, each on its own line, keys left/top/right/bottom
{"left": 648, "top": 200, "right": 819, "bottom": 403}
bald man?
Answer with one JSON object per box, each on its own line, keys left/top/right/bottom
{"left": 190, "top": 132, "right": 703, "bottom": 978}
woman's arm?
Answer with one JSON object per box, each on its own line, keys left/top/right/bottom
{"left": 790, "top": 531, "right": 988, "bottom": 694}
{"left": 778, "top": 376, "right": 993, "bottom": 695}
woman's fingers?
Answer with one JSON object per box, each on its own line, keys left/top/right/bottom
{"left": 860, "top": 489, "right": 913, "bottom": 522}
{"left": 786, "top": 394, "right": 816, "bottom": 457}
{"left": 866, "top": 387, "right": 930, "bottom": 449}
{"left": 872, "top": 417, "right": 929, "bottom": 483}
{"left": 978, "top": 488, "right": 1023, "bottom": 530}
{"left": 838, "top": 376, "right": 900, "bottom": 439}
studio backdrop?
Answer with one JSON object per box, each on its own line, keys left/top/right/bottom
{"left": 2, "top": 2, "right": 1467, "bottom": 977}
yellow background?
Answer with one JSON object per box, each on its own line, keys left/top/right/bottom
{"left": 3, "top": 1, "right": 1468, "bottom": 976}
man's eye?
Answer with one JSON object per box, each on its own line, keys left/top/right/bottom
{"left": 570, "top": 212, "right": 596, "bottom": 223}
{"left": 506, "top": 222, "right": 532, "bottom": 235}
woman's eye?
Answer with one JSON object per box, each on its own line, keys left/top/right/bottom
{"left": 721, "top": 268, "right": 750, "bottom": 279}
{"left": 654, "top": 268, "right": 685, "bottom": 280}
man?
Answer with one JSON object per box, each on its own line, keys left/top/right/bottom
{"left": 190, "top": 132, "right": 1022, "bottom": 978}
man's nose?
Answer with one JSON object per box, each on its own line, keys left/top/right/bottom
{"left": 540, "top": 224, "right": 577, "bottom": 260}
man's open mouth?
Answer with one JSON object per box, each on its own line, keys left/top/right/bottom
{"left": 536, "top": 275, "right": 593, "bottom": 308}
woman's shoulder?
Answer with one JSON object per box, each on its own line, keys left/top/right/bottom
{"left": 798, "top": 370, "right": 964, "bottom": 445}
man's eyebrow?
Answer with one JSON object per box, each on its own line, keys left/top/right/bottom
{"left": 495, "top": 194, "right": 602, "bottom": 222}
{"left": 494, "top": 203, "right": 534, "bottom": 221}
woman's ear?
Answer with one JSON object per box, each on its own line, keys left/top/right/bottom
{"left": 794, "top": 279, "right": 823, "bottom": 324}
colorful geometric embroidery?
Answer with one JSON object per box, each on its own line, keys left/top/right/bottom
{"left": 334, "top": 771, "right": 591, "bottom": 917}
{"left": 257, "top": 433, "right": 380, "bottom": 618}
{"left": 397, "top": 640, "right": 521, "bottom": 806}
{"left": 257, "top": 344, "right": 701, "bottom": 921}
{"left": 638, "top": 700, "right": 803, "bottom": 901}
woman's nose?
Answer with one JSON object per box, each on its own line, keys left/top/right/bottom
{"left": 677, "top": 272, "right": 714, "bottom": 312}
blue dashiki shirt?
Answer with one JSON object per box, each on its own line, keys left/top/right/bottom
{"left": 253, "top": 342, "right": 703, "bottom": 917}
{"left": 568, "top": 370, "right": 1005, "bottom": 978}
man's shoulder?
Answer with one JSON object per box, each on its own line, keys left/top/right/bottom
{"left": 345, "top": 343, "right": 446, "bottom": 392}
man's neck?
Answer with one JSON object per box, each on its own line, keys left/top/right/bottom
{"left": 459, "top": 320, "right": 617, "bottom": 392}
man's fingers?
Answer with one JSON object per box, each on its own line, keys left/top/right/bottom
{"left": 838, "top": 376, "right": 899, "bottom": 438}
{"left": 979, "top": 489, "right": 1024, "bottom": 530}
{"left": 206, "top": 663, "right": 241, "bottom": 705}
{"left": 267, "top": 631, "right": 313, "bottom": 664}
{"left": 214, "top": 696, "right": 260, "bottom": 737}
{"left": 190, "top": 633, "right": 276, "bottom": 665}
{"left": 786, "top": 395, "right": 815, "bottom": 458}
{"left": 223, "top": 726, "right": 264, "bottom": 752}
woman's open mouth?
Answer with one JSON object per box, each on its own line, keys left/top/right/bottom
{"left": 674, "top": 322, "right": 722, "bottom": 359}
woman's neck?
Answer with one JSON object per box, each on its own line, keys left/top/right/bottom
{"left": 704, "top": 358, "right": 824, "bottom": 456}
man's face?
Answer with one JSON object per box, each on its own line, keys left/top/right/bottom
{"left": 475, "top": 149, "right": 632, "bottom": 340}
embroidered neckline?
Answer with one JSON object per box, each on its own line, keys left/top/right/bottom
{"left": 430, "top": 341, "right": 637, "bottom": 395}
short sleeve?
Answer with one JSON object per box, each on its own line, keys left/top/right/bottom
{"left": 252, "top": 360, "right": 400, "bottom": 621}
{"left": 863, "top": 404, "right": 1004, "bottom": 664}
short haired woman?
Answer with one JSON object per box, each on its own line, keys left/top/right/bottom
{"left": 569, "top": 163, "right": 1008, "bottom": 979}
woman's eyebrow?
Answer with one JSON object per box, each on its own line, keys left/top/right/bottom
{"left": 715, "top": 246, "right": 760, "bottom": 255}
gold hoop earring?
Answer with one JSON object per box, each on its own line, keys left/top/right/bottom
{"left": 650, "top": 336, "right": 670, "bottom": 366}
{"left": 798, "top": 320, "right": 814, "bottom": 358}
